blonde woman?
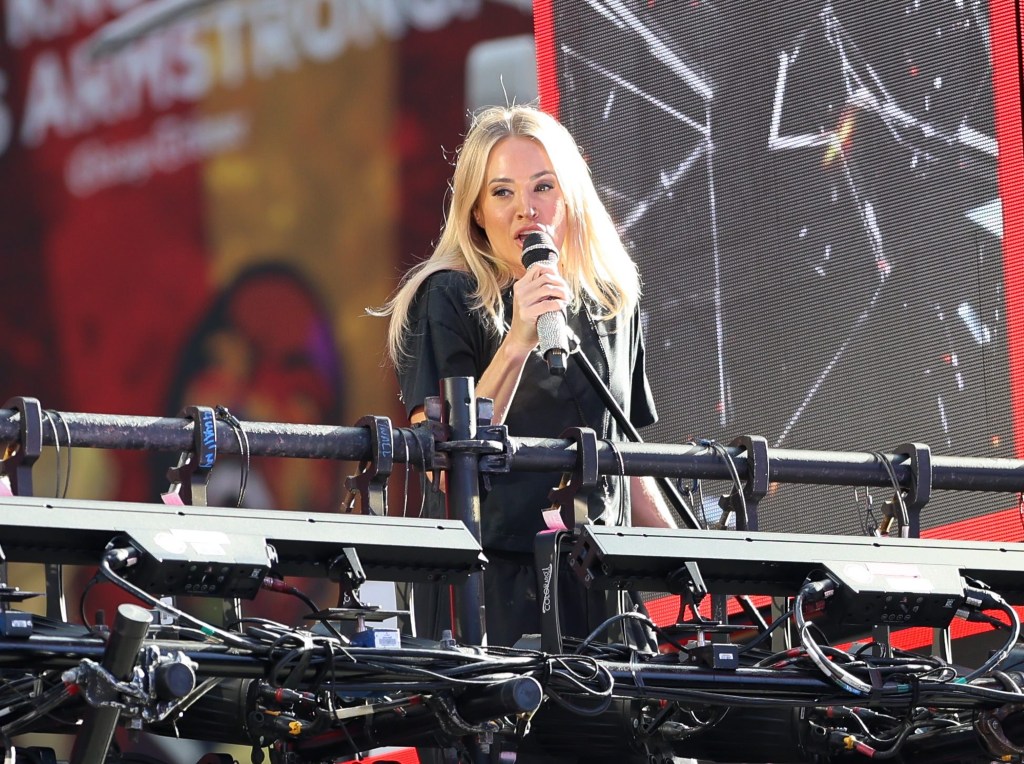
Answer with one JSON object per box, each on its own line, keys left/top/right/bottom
{"left": 378, "top": 104, "right": 675, "bottom": 647}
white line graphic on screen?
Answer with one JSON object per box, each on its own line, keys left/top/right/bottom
{"left": 571, "top": 0, "right": 728, "bottom": 426}
{"left": 768, "top": 1, "right": 997, "bottom": 447}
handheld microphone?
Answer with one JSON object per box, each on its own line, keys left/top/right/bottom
{"left": 521, "top": 231, "right": 568, "bottom": 375}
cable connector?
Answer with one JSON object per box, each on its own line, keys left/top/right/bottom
{"left": 103, "top": 546, "right": 140, "bottom": 571}
{"left": 829, "top": 731, "right": 875, "bottom": 757}
{"left": 963, "top": 585, "right": 1005, "bottom": 611}
{"left": 800, "top": 576, "right": 839, "bottom": 603}
{"left": 261, "top": 576, "right": 294, "bottom": 595}
{"left": 828, "top": 731, "right": 857, "bottom": 751}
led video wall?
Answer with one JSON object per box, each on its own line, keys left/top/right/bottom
{"left": 537, "top": 0, "right": 1024, "bottom": 536}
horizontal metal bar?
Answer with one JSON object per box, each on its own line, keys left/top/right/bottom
{"left": 3, "top": 410, "right": 1023, "bottom": 493}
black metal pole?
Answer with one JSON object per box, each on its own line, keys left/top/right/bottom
{"left": 0, "top": 411, "right": 383, "bottom": 460}
{"left": 505, "top": 440, "right": 1024, "bottom": 493}
{"left": 441, "top": 378, "right": 485, "bottom": 647}
{"left": 2, "top": 408, "right": 1022, "bottom": 493}
{"left": 70, "top": 603, "right": 152, "bottom": 764}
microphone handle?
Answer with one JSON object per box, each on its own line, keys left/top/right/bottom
{"left": 537, "top": 308, "right": 568, "bottom": 375}
{"left": 525, "top": 256, "right": 568, "bottom": 376}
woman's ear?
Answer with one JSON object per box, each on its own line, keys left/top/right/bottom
{"left": 472, "top": 206, "right": 482, "bottom": 228}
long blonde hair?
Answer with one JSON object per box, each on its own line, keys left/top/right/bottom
{"left": 375, "top": 104, "right": 640, "bottom": 367}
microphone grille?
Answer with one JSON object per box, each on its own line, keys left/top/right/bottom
{"left": 521, "top": 231, "right": 558, "bottom": 267}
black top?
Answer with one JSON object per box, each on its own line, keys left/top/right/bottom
{"left": 398, "top": 269, "right": 657, "bottom": 553}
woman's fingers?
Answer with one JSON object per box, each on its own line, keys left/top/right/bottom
{"left": 514, "top": 264, "right": 570, "bottom": 313}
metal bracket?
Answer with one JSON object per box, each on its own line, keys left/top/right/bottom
{"left": 718, "top": 435, "right": 769, "bottom": 531}
{"left": 1, "top": 396, "right": 43, "bottom": 496}
{"left": 978, "top": 702, "right": 1024, "bottom": 759}
{"left": 476, "top": 423, "right": 512, "bottom": 479}
{"left": 892, "top": 442, "right": 931, "bottom": 538}
{"left": 429, "top": 397, "right": 508, "bottom": 495}
{"left": 344, "top": 415, "right": 393, "bottom": 515}
{"left": 547, "top": 427, "right": 600, "bottom": 531}
{"left": 0, "top": 398, "right": 60, "bottom": 621}
{"left": 166, "top": 405, "right": 217, "bottom": 506}
{"left": 666, "top": 560, "right": 708, "bottom": 600}
{"left": 328, "top": 547, "right": 368, "bottom": 609}
{"left": 419, "top": 396, "right": 452, "bottom": 478}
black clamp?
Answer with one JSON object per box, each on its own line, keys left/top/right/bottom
{"left": 471, "top": 397, "right": 513, "bottom": 479}
{"left": 166, "top": 405, "right": 217, "bottom": 506}
{"left": 891, "top": 442, "right": 931, "bottom": 538}
{"left": 977, "top": 702, "right": 1024, "bottom": 759}
{"left": 666, "top": 560, "right": 709, "bottom": 601}
{"left": 1, "top": 397, "right": 43, "bottom": 497}
{"left": 344, "top": 415, "right": 393, "bottom": 515}
{"left": 428, "top": 396, "right": 508, "bottom": 493}
{"left": 328, "top": 547, "right": 368, "bottom": 609}
{"left": 666, "top": 560, "right": 710, "bottom": 638}
{"left": 422, "top": 396, "right": 450, "bottom": 471}
{"left": 718, "top": 435, "right": 769, "bottom": 531}
{"left": 476, "top": 423, "right": 512, "bottom": 487}
{"left": 547, "top": 427, "right": 599, "bottom": 531}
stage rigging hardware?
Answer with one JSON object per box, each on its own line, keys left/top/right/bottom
{"left": 2, "top": 386, "right": 1024, "bottom": 763}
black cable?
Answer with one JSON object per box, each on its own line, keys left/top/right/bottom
{"left": 329, "top": 646, "right": 367, "bottom": 761}
{"left": 543, "top": 654, "right": 614, "bottom": 715}
{"left": 259, "top": 576, "right": 347, "bottom": 642}
{"left": 867, "top": 718, "right": 928, "bottom": 759}
{"left": 99, "top": 547, "right": 261, "bottom": 652}
{"left": 740, "top": 604, "right": 796, "bottom": 655}
{"left": 397, "top": 427, "right": 411, "bottom": 517}
{"left": 870, "top": 451, "right": 909, "bottom": 537}
{"left": 993, "top": 669, "right": 1022, "bottom": 694}
{"left": 215, "top": 405, "right": 249, "bottom": 507}
{"left": 78, "top": 573, "right": 103, "bottom": 633}
{"left": 699, "top": 439, "right": 748, "bottom": 529}
{"left": 605, "top": 439, "right": 627, "bottom": 527}
{"left": 0, "top": 684, "right": 74, "bottom": 737}
{"left": 575, "top": 611, "right": 657, "bottom": 655}
{"left": 42, "top": 410, "right": 72, "bottom": 499}
{"left": 958, "top": 594, "right": 1020, "bottom": 682}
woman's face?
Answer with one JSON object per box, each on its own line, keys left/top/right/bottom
{"left": 473, "top": 136, "right": 568, "bottom": 277}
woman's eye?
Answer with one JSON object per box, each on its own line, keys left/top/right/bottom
{"left": 536, "top": 182, "right": 553, "bottom": 192}
{"left": 492, "top": 188, "right": 511, "bottom": 197}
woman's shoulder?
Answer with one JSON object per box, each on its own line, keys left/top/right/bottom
{"left": 420, "top": 268, "right": 476, "bottom": 292}
{"left": 410, "top": 268, "right": 479, "bottom": 319}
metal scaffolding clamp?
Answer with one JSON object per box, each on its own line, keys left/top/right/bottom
{"left": 893, "top": 442, "right": 932, "bottom": 538}
{"left": 1, "top": 396, "right": 43, "bottom": 497}
{"left": 719, "top": 434, "right": 770, "bottom": 531}
{"left": 344, "top": 415, "right": 394, "bottom": 515}
{"left": 165, "top": 405, "right": 218, "bottom": 506}
{"left": 547, "top": 426, "right": 600, "bottom": 531}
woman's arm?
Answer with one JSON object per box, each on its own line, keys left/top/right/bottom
{"left": 475, "top": 260, "right": 569, "bottom": 425}
{"left": 629, "top": 475, "right": 678, "bottom": 528}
